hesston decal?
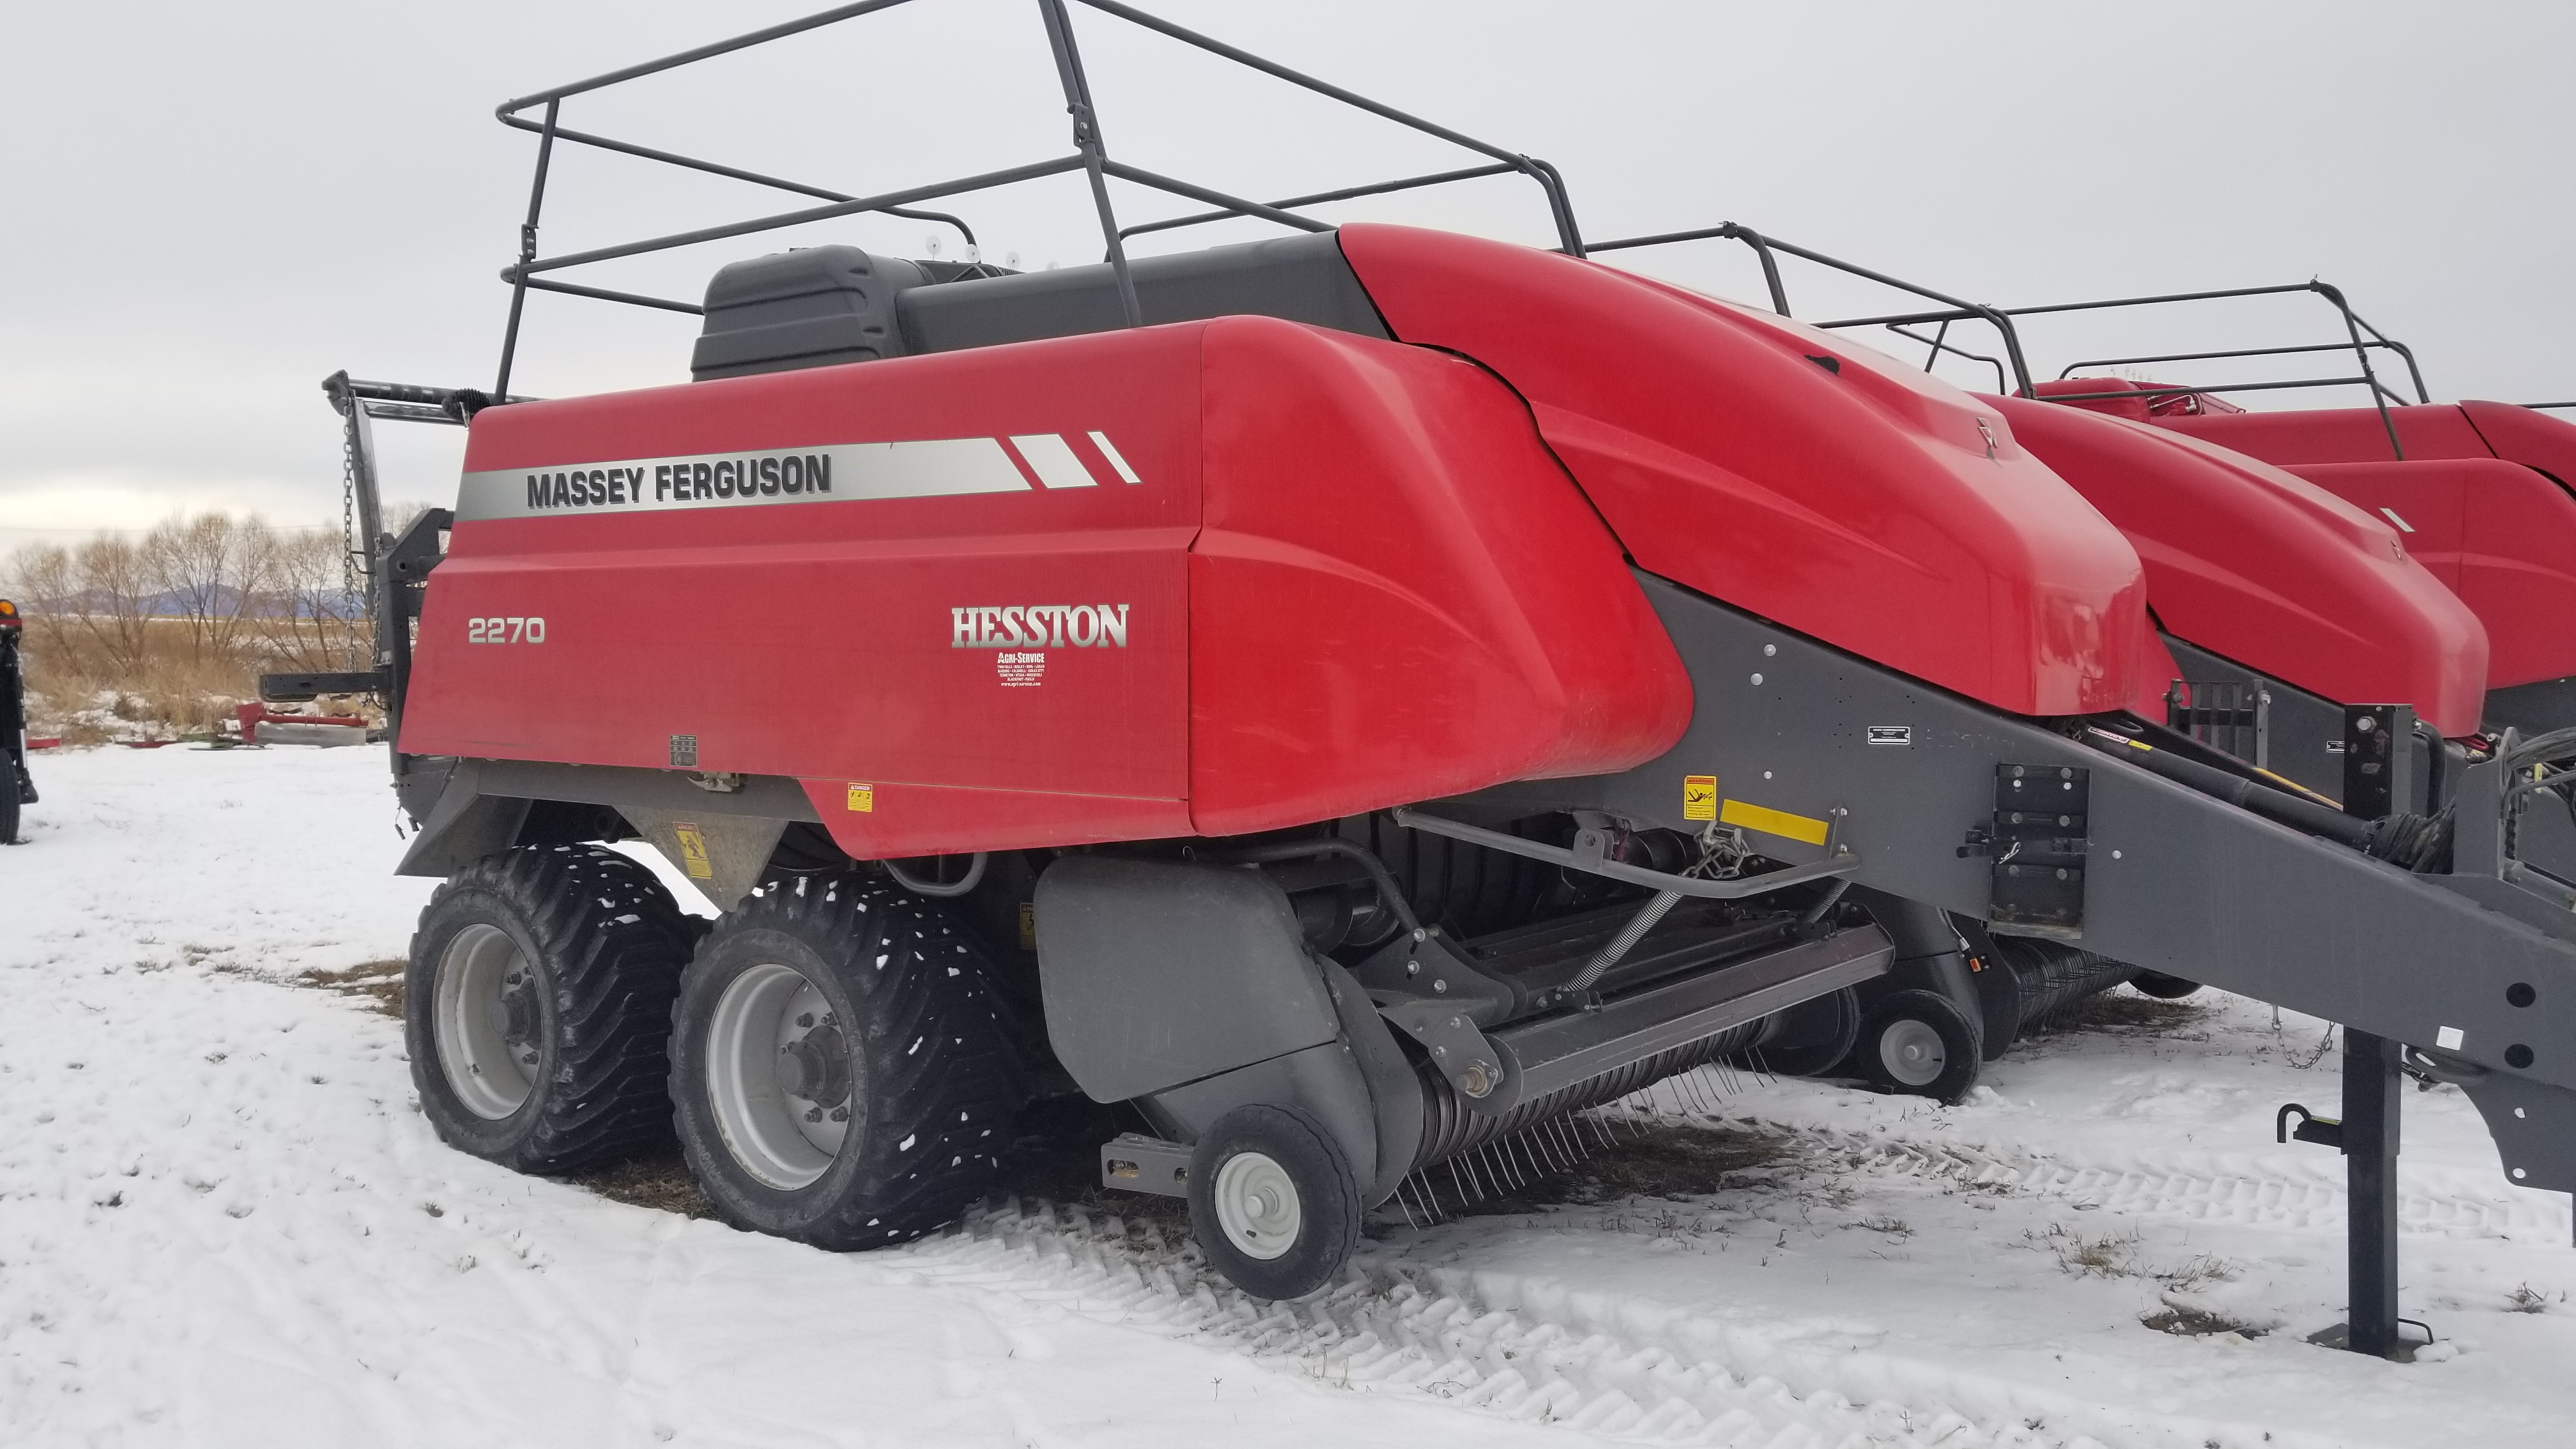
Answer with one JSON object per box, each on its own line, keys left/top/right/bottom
{"left": 949, "top": 604, "right": 1131, "bottom": 649}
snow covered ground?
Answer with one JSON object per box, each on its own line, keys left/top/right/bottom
{"left": 6, "top": 744, "right": 2576, "bottom": 1448}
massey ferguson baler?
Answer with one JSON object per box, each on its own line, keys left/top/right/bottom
{"left": 295, "top": 4, "right": 2576, "bottom": 1347}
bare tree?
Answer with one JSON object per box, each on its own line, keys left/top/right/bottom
{"left": 147, "top": 512, "right": 270, "bottom": 664}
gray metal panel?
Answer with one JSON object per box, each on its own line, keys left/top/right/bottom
{"left": 898, "top": 231, "right": 1388, "bottom": 354}
{"left": 1033, "top": 856, "right": 1342, "bottom": 1105}
{"left": 1464, "top": 572, "right": 2576, "bottom": 1102}
{"left": 2485, "top": 673, "right": 2576, "bottom": 735}
{"left": 2163, "top": 636, "right": 2349, "bottom": 800}
{"left": 393, "top": 758, "right": 532, "bottom": 878}
{"left": 474, "top": 759, "right": 822, "bottom": 823}
{"left": 620, "top": 808, "right": 786, "bottom": 912}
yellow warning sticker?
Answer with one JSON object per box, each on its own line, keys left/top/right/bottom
{"left": 1018, "top": 901, "right": 1037, "bottom": 951}
{"left": 673, "top": 822, "right": 714, "bottom": 880}
{"left": 847, "top": 783, "right": 874, "bottom": 813}
{"left": 1718, "top": 797, "right": 1830, "bottom": 847}
{"left": 1682, "top": 775, "right": 1719, "bottom": 821}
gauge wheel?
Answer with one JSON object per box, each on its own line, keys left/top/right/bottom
{"left": 1857, "top": 988, "right": 1982, "bottom": 1104}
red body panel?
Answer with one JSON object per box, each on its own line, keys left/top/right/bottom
{"left": 2138, "top": 397, "right": 2576, "bottom": 695}
{"left": 1341, "top": 226, "right": 2149, "bottom": 717}
{"left": 2282, "top": 459, "right": 2576, "bottom": 690}
{"left": 1991, "top": 395, "right": 2489, "bottom": 735}
{"left": 1189, "top": 320, "right": 1690, "bottom": 835}
{"left": 403, "top": 314, "right": 1691, "bottom": 854}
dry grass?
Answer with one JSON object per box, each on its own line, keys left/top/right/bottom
{"left": 2020, "top": 987, "right": 2207, "bottom": 1039}
{"left": 572, "top": 1153, "right": 715, "bottom": 1219}
{"left": 305, "top": 958, "right": 406, "bottom": 1018}
{"left": 2141, "top": 1306, "right": 2266, "bottom": 1338}
{"left": 6, "top": 514, "right": 383, "bottom": 740}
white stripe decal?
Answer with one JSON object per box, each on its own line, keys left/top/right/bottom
{"left": 2380, "top": 507, "right": 2416, "bottom": 534}
{"left": 454, "top": 436, "right": 1032, "bottom": 521}
{"left": 1088, "top": 430, "right": 1142, "bottom": 484}
{"left": 1010, "top": 433, "right": 1098, "bottom": 489}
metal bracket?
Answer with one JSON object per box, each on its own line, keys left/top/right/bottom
{"left": 2276, "top": 1102, "right": 2345, "bottom": 1150}
{"left": 1377, "top": 999, "right": 1512, "bottom": 1111}
{"left": 2342, "top": 704, "right": 2417, "bottom": 819}
{"left": 1098, "top": 1132, "right": 1191, "bottom": 1198}
{"left": 1987, "top": 765, "right": 2089, "bottom": 937}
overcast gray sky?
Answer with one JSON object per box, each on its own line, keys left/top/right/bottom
{"left": 4, "top": 0, "right": 2569, "bottom": 550}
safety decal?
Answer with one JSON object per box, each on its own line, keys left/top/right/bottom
{"left": 673, "top": 822, "right": 714, "bottom": 880}
{"left": 1682, "top": 775, "right": 1718, "bottom": 822}
{"left": 845, "top": 783, "right": 873, "bottom": 813}
{"left": 1867, "top": 725, "right": 1912, "bottom": 746}
{"left": 1717, "top": 798, "right": 1830, "bottom": 847}
{"left": 456, "top": 431, "right": 1141, "bottom": 522}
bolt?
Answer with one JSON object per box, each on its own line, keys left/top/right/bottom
{"left": 830, "top": 1107, "right": 848, "bottom": 1122}
{"left": 1406, "top": 960, "right": 1420, "bottom": 976}
{"left": 1412, "top": 928, "right": 1427, "bottom": 942}
{"left": 797, "top": 1012, "right": 815, "bottom": 1028}
{"left": 1751, "top": 673, "right": 1765, "bottom": 686}
{"left": 2358, "top": 716, "right": 2377, "bottom": 733}
{"left": 1433, "top": 979, "right": 1448, "bottom": 994}
{"left": 1448, "top": 1016, "right": 1463, "bottom": 1029}
{"left": 2058, "top": 815, "right": 2071, "bottom": 827}
{"left": 1460, "top": 1062, "right": 1495, "bottom": 1098}
{"left": 1763, "top": 643, "right": 1777, "bottom": 657}
{"left": 806, "top": 1107, "right": 823, "bottom": 1123}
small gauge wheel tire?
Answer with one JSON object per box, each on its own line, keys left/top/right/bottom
{"left": 1858, "top": 989, "right": 1983, "bottom": 1104}
{"left": 2129, "top": 971, "right": 2204, "bottom": 1000}
{"left": 1187, "top": 1104, "right": 1361, "bottom": 1301}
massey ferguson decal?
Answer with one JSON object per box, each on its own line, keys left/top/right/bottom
{"left": 454, "top": 432, "right": 1139, "bottom": 521}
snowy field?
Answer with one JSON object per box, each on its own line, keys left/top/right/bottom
{"left": 6, "top": 746, "right": 2576, "bottom": 1448}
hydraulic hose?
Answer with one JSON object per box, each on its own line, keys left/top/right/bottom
{"left": 2081, "top": 728, "right": 2374, "bottom": 851}
{"left": 1216, "top": 836, "right": 1423, "bottom": 935}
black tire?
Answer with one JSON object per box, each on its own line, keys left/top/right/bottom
{"left": 1186, "top": 1104, "right": 1361, "bottom": 1301}
{"left": 671, "top": 871, "right": 1023, "bottom": 1248}
{"left": 1743, "top": 986, "right": 1862, "bottom": 1077}
{"left": 2129, "top": 970, "right": 2204, "bottom": 1000}
{"left": 0, "top": 763, "right": 19, "bottom": 845}
{"left": 1858, "top": 988, "right": 1982, "bottom": 1104}
{"left": 407, "top": 845, "right": 694, "bottom": 1173}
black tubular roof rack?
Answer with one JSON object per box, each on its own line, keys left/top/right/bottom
{"left": 1582, "top": 221, "right": 2041, "bottom": 401}
{"left": 1580, "top": 227, "right": 2436, "bottom": 461}
{"left": 486, "top": 0, "right": 1584, "bottom": 399}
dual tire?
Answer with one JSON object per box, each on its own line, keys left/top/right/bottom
{"left": 409, "top": 851, "right": 1021, "bottom": 1246}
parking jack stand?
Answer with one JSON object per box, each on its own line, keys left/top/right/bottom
{"left": 2337, "top": 1028, "right": 2405, "bottom": 1357}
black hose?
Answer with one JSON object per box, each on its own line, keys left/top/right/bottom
{"left": 1216, "top": 836, "right": 1423, "bottom": 935}
{"left": 2082, "top": 728, "right": 2454, "bottom": 871}
{"left": 2081, "top": 728, "right": 2373, "bottom": 849}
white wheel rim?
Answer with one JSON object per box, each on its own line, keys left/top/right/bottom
{"left": 1212, "top": 1150, "right": 1302, "bottom": 1261}
{"left": 434, "top": 923, "right": 539, "bottom": 1121}
{"left": 1879, "top": 1016, "right": 1948, "bottom": 1087}
{"left": 706, "top": 962, "right": 850, "bottom": 1190}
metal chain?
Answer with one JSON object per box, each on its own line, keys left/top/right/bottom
{"left": 339, "top": 420, "right": 362, "bottom": 671}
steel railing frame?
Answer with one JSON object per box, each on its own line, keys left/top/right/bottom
{"left": 487, "top": 0, "right": 1583, "bottom": 398}
{"left": 1579, "top": 225, "right": 2438, "bottom": 461}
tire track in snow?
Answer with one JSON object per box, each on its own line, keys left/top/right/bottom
{"left": 1703, "top": 1114, "right": 2573, "bottom": 1244}
{"left": 889, "top": 1197, "right": 2343, "bottom": 1449}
